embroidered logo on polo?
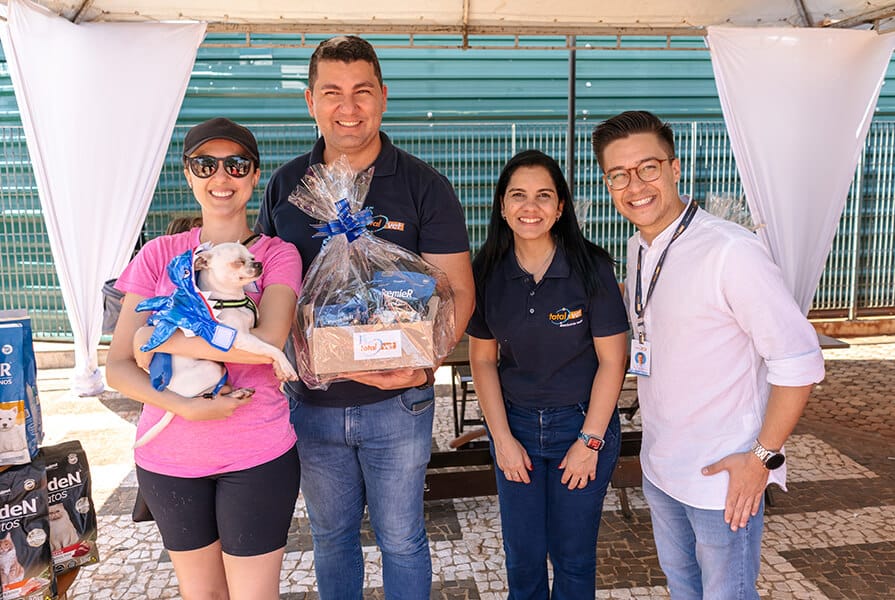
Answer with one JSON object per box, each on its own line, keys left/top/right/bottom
{"left": 368, "top": 214, "right": 406, "bottom": 233}
{"left": 548, "top": 307, "right": 584, "bottom": 328}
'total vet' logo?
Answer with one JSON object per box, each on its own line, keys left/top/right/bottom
{"left": 369, "top": 215, "right": 406, "bottom": 232}
{"left": 548, "top": 307, "right": 583, "bottom": 326}
{"left": 359, "top": 338, "right": 398, "bottom": 354}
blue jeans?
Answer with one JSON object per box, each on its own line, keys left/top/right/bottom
{"left": 492, "top": 401, "right": 621, "bottom": 600}
{"left": 292, "top": 387, "right": 435, "bottom": 600}
{"left": 642, "top": 476, "right": 764, "bottom": 600}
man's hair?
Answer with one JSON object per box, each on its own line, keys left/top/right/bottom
{"left": 591, "top": 110, "right": 676, "bottom": 168}
{"left": 308, "top": 35, "right": 383, "bottom": 90}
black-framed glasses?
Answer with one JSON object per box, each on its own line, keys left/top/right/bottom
{"left": 604, "top": 157, "right": 673, "bottom": 191}
{"left": 184, "top": 154, "right": 255, "bottom": 179}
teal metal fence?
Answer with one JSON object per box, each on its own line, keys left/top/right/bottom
{"left": 1, "top": 120, "right": 893, "bottom": 338}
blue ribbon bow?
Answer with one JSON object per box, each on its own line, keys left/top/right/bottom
{"left": 312, "top": 198, "right": 373, "bottom": 243}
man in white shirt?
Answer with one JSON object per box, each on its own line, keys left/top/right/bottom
{"left": 592, "top": 110, "right": 825, "bottom": 599}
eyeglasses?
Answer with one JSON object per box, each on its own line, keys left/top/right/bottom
{"left": 184, "top": 155, "right": 255, "bottom": 179}
{"left": 604, "top": 158, "right": 673, "bottom": 191}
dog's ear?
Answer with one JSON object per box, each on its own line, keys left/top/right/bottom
{"left": 193, "top": 253, "right": 210, "bottom": 272}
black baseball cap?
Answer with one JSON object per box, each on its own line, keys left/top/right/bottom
{"left": 182, "top": 118, "right": 260, "bottom": 163}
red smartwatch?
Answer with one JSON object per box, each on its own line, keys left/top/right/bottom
{"left": 578, "top": 431, "right": 604, "bottom": 452}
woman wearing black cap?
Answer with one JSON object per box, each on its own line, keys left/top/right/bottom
{"left": 107, "top": 118, "right": 301, "bottom": 599}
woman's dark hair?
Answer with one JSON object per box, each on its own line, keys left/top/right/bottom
{"left": 473, "top": 149, "right": 614, "bottom": 297}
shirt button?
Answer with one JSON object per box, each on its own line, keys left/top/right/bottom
{"left": 529, "top": 308, "right": 535, "bottom": 314}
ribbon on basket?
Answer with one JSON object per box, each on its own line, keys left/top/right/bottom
{"left": 312, "top": 198, "right": 373, "bottom": 243}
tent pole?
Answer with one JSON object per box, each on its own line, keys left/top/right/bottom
{"left": 794, "top": 0, "right": 814, "bottom": 27}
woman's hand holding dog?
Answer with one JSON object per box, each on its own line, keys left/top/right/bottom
{"left": 176, "top": 388, "right": 254, "bottom": 421}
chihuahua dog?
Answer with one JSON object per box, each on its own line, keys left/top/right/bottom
{"left": 134, "top": 242, "right": 297, "bottom": 447}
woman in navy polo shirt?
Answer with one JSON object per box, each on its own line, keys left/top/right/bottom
{"left": 467, "top": 150, "right": 629, "bottom": 598}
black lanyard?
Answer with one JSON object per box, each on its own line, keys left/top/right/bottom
{"left": 634, "top": 200, "right": 698, "bottom": 340}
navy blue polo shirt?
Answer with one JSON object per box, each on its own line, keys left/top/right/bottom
{"left": 257, "top": 132, "right": 469, "bottom": 407}
{"left": 466, "top": 246, "right": 629, "bottom": 408}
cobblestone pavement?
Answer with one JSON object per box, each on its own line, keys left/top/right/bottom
{"left": 35, "top": 336, "right": 895, "bottom": 599}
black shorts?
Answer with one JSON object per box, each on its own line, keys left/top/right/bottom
{"left": 136, "top": 448, "right": 300, "bottom": 556}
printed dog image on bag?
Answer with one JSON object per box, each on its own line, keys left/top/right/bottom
{"left": 0, "top": 457, "right": 56, "bottom": 599}
{"left": 0, "top": 313, "right": 44, "bottom": 466}
{"left": 0, "top": 407, "right": 26, "bottom": 455}
{"left": 39, "top": 441, "right": 99, "bottom": 575}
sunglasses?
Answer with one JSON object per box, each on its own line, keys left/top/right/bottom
{"left": 185, "top": 154, "right": 255, "bottom": 178}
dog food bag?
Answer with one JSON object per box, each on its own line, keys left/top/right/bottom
{"left": 288, "top": 155, "right": 457, "bottom": 389}
{"left": 38, "top": 442, "right": 99, "bottom": 575}
{"left": 0, "top": 311, "right": 44, "bottom": 466}
{"left": 0, "top": 458, "right": 56, "bottom": 600}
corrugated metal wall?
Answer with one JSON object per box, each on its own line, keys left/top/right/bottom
{"left": 2, "top": 35, "right": 728, "bottom": 125}
{"left": 1, "top": 34, "right": 894, "bottom": 337}
{"left": 4, "top": 33, "right": 895, "bottom": 122}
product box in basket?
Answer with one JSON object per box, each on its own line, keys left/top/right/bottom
{"left": 307, "top": 296, "right": 438, "bottom": 378}
{"left": 0, "top": 311, "right": 43, "bottom": 466}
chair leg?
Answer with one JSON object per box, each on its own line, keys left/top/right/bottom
{"left": 618, "top": 488, "right": 633, "bottom": 520}
{"left": 459, "top": 384, "right": 468, "bottom": 432}
{"left": 451, "top": 367, "right": 461, "bottom": 437}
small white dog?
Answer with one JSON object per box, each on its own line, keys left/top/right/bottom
{"left": 135, "top": 242, "right": 297, "bottom": 447}
{"left": 0, "top": 406, "right": 25, "bottom": 453}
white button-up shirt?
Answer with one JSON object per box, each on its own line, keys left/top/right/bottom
{"left": 626, "top": 201, "right": 825, "bottom": 509}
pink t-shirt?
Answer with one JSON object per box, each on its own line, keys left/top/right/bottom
{"left": 116, "top": 228, "right": 301, "bottom": 477}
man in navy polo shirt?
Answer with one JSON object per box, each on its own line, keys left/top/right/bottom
{"left": 256, "top": 35, "right": 474, "bottom": 600}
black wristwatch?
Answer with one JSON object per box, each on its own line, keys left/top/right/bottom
{"left": 415, "top": 368, "right": 435, "bottom": 390}
{"left": 751, "top": 440, "right": 785, "bottom": 470}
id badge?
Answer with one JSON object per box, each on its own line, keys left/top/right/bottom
{"left": 629, "top": 339, "right": 651, "bottom": 376}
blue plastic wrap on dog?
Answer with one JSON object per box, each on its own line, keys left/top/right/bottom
{"left": 147, "top": 352, "right": 173, "bottom": 392}
{"left": 135, "top": 248, "right": 237, "bottom": 353}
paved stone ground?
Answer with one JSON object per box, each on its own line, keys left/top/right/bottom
{"left": 34, "top": 336, "right": 895, "bottom": 599}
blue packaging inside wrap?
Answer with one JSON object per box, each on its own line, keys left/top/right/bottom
{"left": 314, "top": 298, "right": 369, "bottom": 327}
{"left": 371, "top": 271, "right": 435, "bottom": 305}
{"left": 0, "top": 310, "right": 43, "bottom": 465}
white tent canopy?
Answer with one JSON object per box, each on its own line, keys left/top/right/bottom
{"left": 0, "top": 0, "right": 894, "bottom": 397}
{"left": 5, "top": 0, "right": 895, "bottom": 36}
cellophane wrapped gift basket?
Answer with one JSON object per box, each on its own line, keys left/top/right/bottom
{"left": 288, "top": 156, "right": 456, "bottom": 390}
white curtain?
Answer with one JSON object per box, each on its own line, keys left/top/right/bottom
{"left": 0, "top": 0, "right": 206, "bottom": 395}
{"left": 707, "top": 26, "right": 895, "bottom": 314}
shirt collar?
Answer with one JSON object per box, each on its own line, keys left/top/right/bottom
{"left": 500, "top": 242, "right": 571, "bottom": 280}
{"left": 309, "top": 131, "right": 397, "bottom": 177}
{"left": 637, "top": 195, "right": 694, "bottom": 249}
